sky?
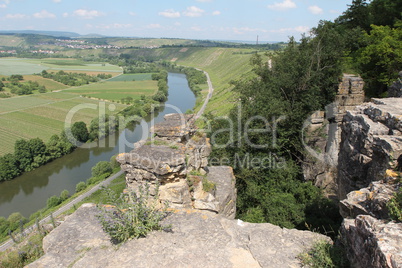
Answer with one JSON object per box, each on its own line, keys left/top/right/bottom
{"left": 0, "top": 0, "right": 353, "bottom": 42}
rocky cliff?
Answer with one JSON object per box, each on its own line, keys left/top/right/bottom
{"left": 337, "top": 98, "right": 402, "bottom": 267}
{"left": 117, "top": 113, "right": 236, "bottom": 218}
{"left": 28, "top": 204, "right": 330, "bottom": 268}
{"left": 303, "top": 74, "right": 365, "bottom": 198}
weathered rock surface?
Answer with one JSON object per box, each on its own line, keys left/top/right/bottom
{"left": 303, "top": 74, "right": 365, "bottom": 198}
{"left": 341, "top": 215, "right": 402, "bottom": 268}
{"left": 337, "top": 98, "right": 402, "bottom": 199}
{"left": 388, "top": 71, "right": 402, "bottom": 98}
{"left": 28, "top": 204, "right": 330, "bottom": 268}
{"left": 117, "top": 114, "right": 235, "bottom": 218}
{"left": 339, "top": 174, "right": 401, "bottom": 220}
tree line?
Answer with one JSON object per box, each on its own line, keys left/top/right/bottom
{"left": 0, "top": 74, "right": 47, "bottom": 95}
{"left": 38, "top": 70, "right": 110, "bottom": 87}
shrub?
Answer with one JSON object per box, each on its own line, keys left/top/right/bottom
{"left": 97, "top": 183, "right": 171, "bottom": 244}
{"left": 387, "top": 188, "right": 402, "bottom": 222}
{"left": 75, "top": 181, "right": 87, "bottom": 193}
{"left": 46, "top": 195, "right": 61, "bottom": 209}
{"left": 202, "top": 178, "right": 216, "bottom": 193}
{"left": 298, "top": 240, "right": 349, "bottom": 268}
{"left": 91, "top": 161, "right": 112, "bottom": 178}
{"left": 60, "top": 190, "right": 70, "bottom": 201}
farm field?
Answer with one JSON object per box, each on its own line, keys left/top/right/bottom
{"left": 107, "top": 73, "right": 154, "bottom": 81}
{"left": 0, "top": 58, "right": 122, "bottom": 76}
{"left": 63, "top": 80, "right": 158, "bottom": 102}
{"left": 0, "top": 92, "right": 127, "bottom": 155}
{"left": 22, "top": 75, "right": 69, "bottom": 91}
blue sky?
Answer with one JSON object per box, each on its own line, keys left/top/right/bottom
{"left": 0, "top": 0, "right": 352, "bottom": 41}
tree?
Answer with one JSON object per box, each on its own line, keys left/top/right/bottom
{"left": 0, "top": 154, "right": 21, "bottom": 181}
{"left": 14, "top": 139, "right": 32, "bottom": 172}
{"left": 46, "top": 195, "right": 61, "bottom": 209}
{"left": 60, "top": 190, "right": 70, "bottom": 201}
{"left": 75, "top": 181, "right": 87, "bottom": 192}
{"left": 71, "top": 121, "right": 89, "bottom": 143}
{"left": 357, "top": 24, "right": 402, "bottom": 96}
{"left": 91, "top": 161, "right": 112, "bottom": 177}
{"left": 209, "top": 21, "right": 344, "bottom": 232}
{"left": 0, "top": 81, "right": 4, "bottom": 91}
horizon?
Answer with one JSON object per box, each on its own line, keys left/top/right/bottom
{"left": 0, "top": 0, "right": 352, "bottom": 42}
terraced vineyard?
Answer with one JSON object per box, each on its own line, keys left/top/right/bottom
{"left": 0, "top": 91, "right": 127, "bottom": 155}
{"left": 63, "top": 80, "right": 158, "bottom": 102}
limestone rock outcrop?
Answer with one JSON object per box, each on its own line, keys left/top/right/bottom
{"left": 336, "top": 97, "right": 402, "bottom": 267}
{"left": 117, "top": 113, "right": 235, "bottom": 219}
{"left": 303, "top": 74, "right": 365, "bottom": 198}
{"left": 388, "top": 71, "right": 402, "bottom": 98}
{"left": 28, "top": 204, "right": 331, "bottom": 268}
{"left": 337, "top": 98, "right": 402, "bottom": 199}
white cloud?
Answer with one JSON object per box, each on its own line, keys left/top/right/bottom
{"left": 158, "top": 9, "right": 180, "bottom": 18}
{"left": 33, "top": 10, "right": 56, "bottom": 19}
{"left": 62, "top": 12, "right": 68, "bottom": 17}
{"left": 73, "top": 9, "right": 104, "bottom": 19}
{"left": 128, "top": 11, "right": 136, "bottom": 16}
{"left": 0, "top": 4, "right": 6, "bottom": 8}
{"left": 52, "top": 0, "right": 61, "bottom": 3}
{"left": 267, "top": 0, "right": 296, "bottom": 11}
{"left": 97, "top": 23, "right": 132, "bottom": 29}
{"left": 308, "top": 5, "right": 323, "bottom": 15}
{"left": 174, "top": 22, "right": 181, "bottom": 26}
{"left": 233, "top": 27, "right": 268, "bottom": 35}
{"left": 294, "top": 25, "right": 309, "bottom": 33}
{"left": 212, "top": 10, "right": 221, "bottom": 16}
{"left": 146, "top": 23, "right": 162, "bottom": 29}
{"left": 183, "top": 6, "right": 205, "bottom": 17}
{"left": 191, "top": 26, "right": 202, "bottom": 31}
{"left": 5, "top": 13, "right": 28, "bottom": 19}
{"left": 270, "top": 26, "right": 309, "bottom": 33}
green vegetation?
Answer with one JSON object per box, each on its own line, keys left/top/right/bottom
{"left": 334, "top": 0, "right": 402, "bottom": 97}
{"left": 202, "top": 178, "right": 216, "bottom": 193}
{"left": 108, "top": 73, "right": 154, "bottom": 81}
{"left": 387, "top": 188, "right": 402, "bottom": 222}
{"left": 209, "top": 21, "right": 344, "bottom": 233}
{"left": 299, "top": 240, "right": 349, "bottom": 268}
{"left": 65, "top": 80, "right": 157, "bottom": 102}
{"left": 39, "top": 70, "right": 101, "bottom": 86}
{"left": 97, "top": 184, "right": 171, "bottom": 244}
{"left": 0, "top": 233, "right": 44, "bottom": 268}
{"left": 91, "top": 161, "right": 113, "bottom": 178}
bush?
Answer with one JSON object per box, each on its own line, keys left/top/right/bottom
{"left": 60, "top": 190, "right": 70, "bottom": 201}
{"left": 91, "top": 161, "right": 112, "bottom": 178}
{"left": 75, "top": 181, "right": 87, "bottom": 193}
{"left": 299, "top": 240, "right": 349, "bottom": 268}
{"left": 46, "top": 195, "right": 61, "bottom": 209}
{"left": 387, "top": 188, "right": 402, "bottom": 222}
{"left": 97, "top": 183, "right": 171, "bottom": 244}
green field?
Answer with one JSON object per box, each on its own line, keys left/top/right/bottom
{"left": 0, "top": 58, "right": 48, "bottom": 75}
{"left": 64, "top": 80, "right": 157, "bottom": 101}
{"left": 108, "top": 73, "right": 154, "bottom": 81}
{"left": 0, "top": 58, "right": 122, "bottom": 76}
{"left": 0, "top": 91, "right": 127, "bottom": 155}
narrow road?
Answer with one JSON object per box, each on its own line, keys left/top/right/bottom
{"left": 195, "top": 69, "right": 214, "bottom": 120}
{"left": 0, "top": 170, "right": 124, "bottom": 252}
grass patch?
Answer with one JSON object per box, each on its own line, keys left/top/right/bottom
{"left": 299, "top": 240, "right": 349, "bottom": 268}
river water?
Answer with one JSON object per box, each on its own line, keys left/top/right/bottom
{"left": 0, "top": 72, "right": 196, "bottom": 218}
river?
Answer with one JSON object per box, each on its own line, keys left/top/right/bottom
{"left": 0, "top": 72, "right": 196, "bottom": 218}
